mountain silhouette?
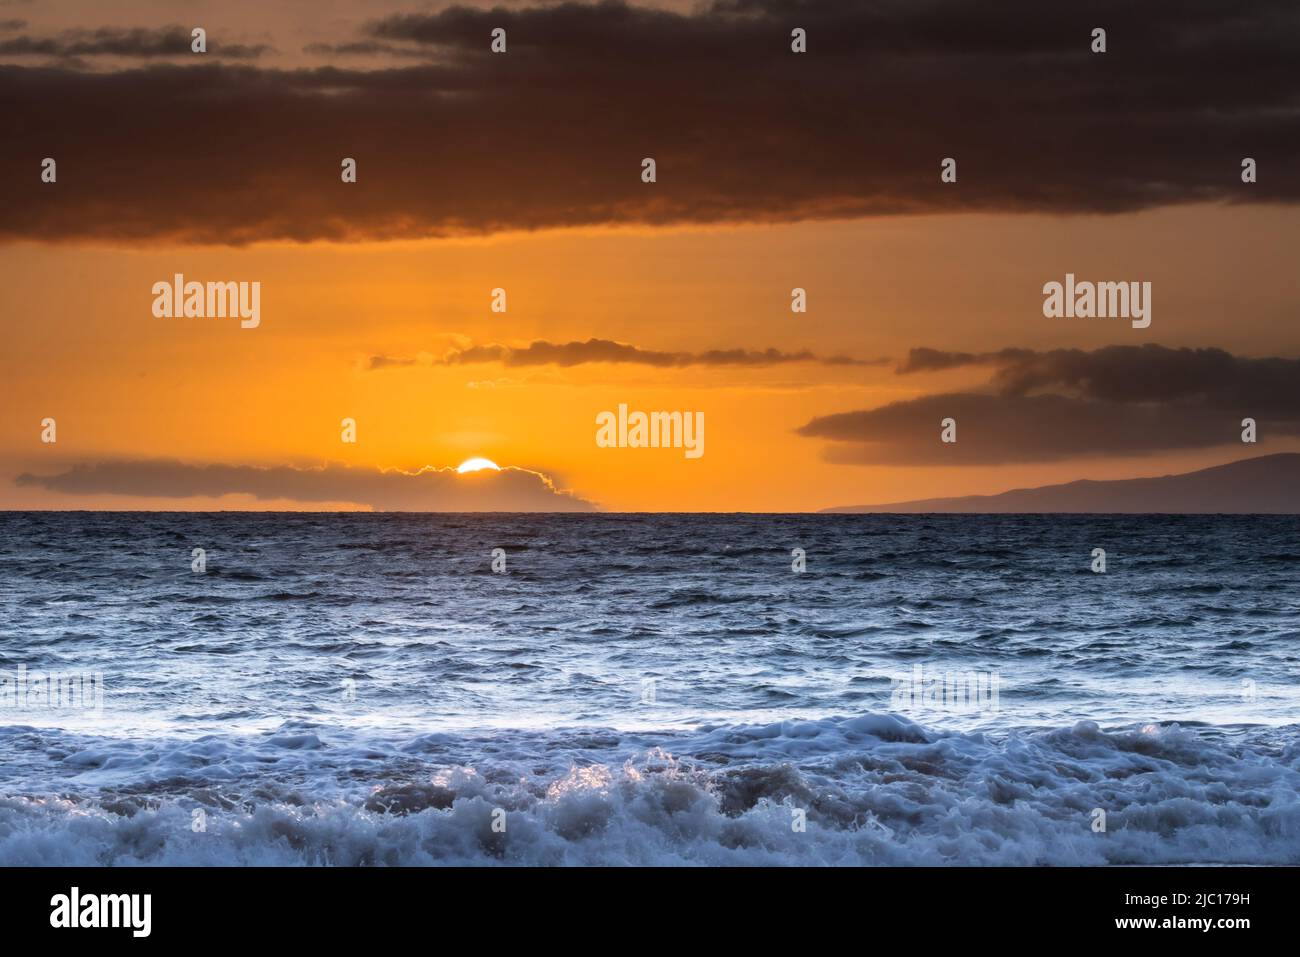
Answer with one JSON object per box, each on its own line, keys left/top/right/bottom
{"left": 822, "top": 453, "right": 1300, "bottom": 513}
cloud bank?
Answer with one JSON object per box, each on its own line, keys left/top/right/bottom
{"left": 0, "top": 25, "right": 271, "bottom": 61}
{"left": 368, "top": 338, "right": 885, "bottom": 370}
{"left": 800, "top": 344, "right": 1300, "bottom": 465}
{"left": 14, "top": 461, "right": 597, "bottom": 511}
{"left": 2, "top": 0, "right": 1297, "bottom": 244}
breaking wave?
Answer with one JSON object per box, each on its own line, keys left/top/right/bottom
{"left": 2, "top": 714, "right": 1297, "bottom": 866}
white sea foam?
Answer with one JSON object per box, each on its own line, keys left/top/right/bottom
{"left": 0, "top": 714, "right": 1296, "bottom": 866}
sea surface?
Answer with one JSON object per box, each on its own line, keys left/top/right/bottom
{"left": 0, "top": 512, "right": 1297, "bottom": 865}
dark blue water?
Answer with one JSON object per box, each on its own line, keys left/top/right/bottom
{"left": 0, "top": 513, "right": 1297, "bottom": 864}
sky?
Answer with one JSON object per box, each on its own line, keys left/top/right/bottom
{"left": 1, "top": 0, "right": 1298, "bottom": 511}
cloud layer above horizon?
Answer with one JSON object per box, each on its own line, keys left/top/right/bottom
{"left": 368, "top": 338, "right": 885, "bottom": 371}
{"left": 2, "top": 0, "right": 1298, "bottom": 244}
{"left": 14, "top": 461, "right": 597, "bottom": 511}
{"left": 798, "top": 345, "right": 1300, "bottom": 465}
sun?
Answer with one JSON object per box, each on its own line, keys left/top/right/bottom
{"left": 456, "top": 457, "right": 501, "bottom": 474}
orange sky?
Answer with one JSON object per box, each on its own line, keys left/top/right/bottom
{"left": 2, "top": 1, "right": 1298, "bottom": 510}
{"left": 3, "top": 205, "right": 1298, "bottom": 511}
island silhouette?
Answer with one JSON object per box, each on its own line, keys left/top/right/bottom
{"left": 823, "top": 453, "right": 1300, "bottom": 513}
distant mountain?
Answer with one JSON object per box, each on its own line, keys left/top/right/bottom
{"left": 822, "top": 453, "right": 1300, "bottom": 514}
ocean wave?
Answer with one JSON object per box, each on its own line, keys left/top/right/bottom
{"left": 1, "top": 714, "right": 1296, "bottom": 866}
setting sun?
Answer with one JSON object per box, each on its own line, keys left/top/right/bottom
{"left": 456, "top": 457, "right": 501, "bottom": 474}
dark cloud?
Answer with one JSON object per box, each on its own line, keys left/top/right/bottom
{"left": 367, "top": 354, "right": 420, "bottom": 370}
{"left": 986, "top": 347, "right": 1300, "bottom": 414}
{"left": 903, "top": 344, "right": 1300, "bottom": 413}
{"left": 2, "top": 0, "right": 1297, "bottom": 244}
{"left": 302, "top": 40, "right": 431, "bottom": 59}
{"left": 897, "top": 347, "right": 1036, "bottom": 374}
{"left": 15, "top": 461, "right": 596, "bottom": 511}
{"left": 369, "top": 338, "right": 886, "bottom": 370}
{"left": 799, "top": 344, "right": 1300, "bottom": 464}
{"left": 0, "top": 26, "right": 271, "bottom": 60}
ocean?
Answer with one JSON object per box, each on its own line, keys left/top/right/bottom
{"left": 1, "top": 512, "right": 1297, "bottom": 865}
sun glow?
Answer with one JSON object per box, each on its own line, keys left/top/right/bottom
{"left": 456, "top": 457, "right": 501, "bottom": 474}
